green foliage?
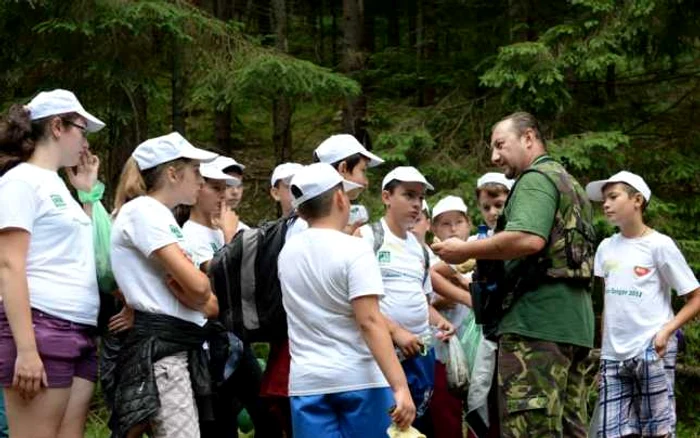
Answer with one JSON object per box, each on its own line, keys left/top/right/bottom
{"left": 233, "top": 53, "right": 361, "bottom": 102}
{"left": 548, "top": 131, "right": 628, "bottom": 173}
{"left": 480, "top": 42, "right": 570, "bottom": 113}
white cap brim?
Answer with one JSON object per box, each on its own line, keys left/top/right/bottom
{"left": 181, "top": 144, "right": 218, "bottom": 163}
{"left": 78, "top": 109, "right": 106, "bottom": 133}
{"left": 200, "top": 164, "right": 241, "bottom": 185}
{"left": 360, "top": 149, "right": 385, "bottom": 168}
{"left": 585, "top": 171, "right": 651, "bottom": 202}
{"left": 585, "top": 181, "right": 608, "bottom": 202}
{"left": 292, "top": 178, "right": 363, "bottom": 208}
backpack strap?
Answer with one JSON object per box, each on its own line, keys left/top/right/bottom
{"left": 421, "top": 244, "right": 430, "bottom": 287}
{"left": 370, "top": 221, "right": 384, "bottom": 254}
{"left": 371, "top": 220, "right": 430, "bottom": 287}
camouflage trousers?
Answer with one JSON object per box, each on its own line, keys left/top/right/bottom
{"left": 497, "top": 334, "right": 595, "bottom": 438}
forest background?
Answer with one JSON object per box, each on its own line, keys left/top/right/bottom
{"left": 1, "top": 0, "right": 699, "bottom": 436}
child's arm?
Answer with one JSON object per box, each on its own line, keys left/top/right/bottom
{"left": 655, "top": 288, "right": 700, "bottom": 357}
{"left": 430, "top": 263, "right": 472, "bottom": 307}
{"left": 428, "top": 303, "right": 455, "bottom": 339}
{"left": 384, "top": 315, "right": 422, "bottom": 358}
{"left": 352, "top": 295, "right": 416, "bottom": 429}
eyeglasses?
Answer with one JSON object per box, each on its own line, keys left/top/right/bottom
{"left": 63, "top": 120, "right": 88, "bottom": 137}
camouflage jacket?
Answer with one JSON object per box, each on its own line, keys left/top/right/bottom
{"left": 498, "top": 156, "right": 596, "bottom": 285}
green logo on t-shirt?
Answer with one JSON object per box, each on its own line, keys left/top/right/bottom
{"left": 378, "top": 250, "right": 391, "bottom": 263}
{"left": 210, "top": 242, "right": 219, "bottom": 252}
{"left": 169, "top": 224, "right": 184, "bottom": 239}
{"left": 50, "top": 194, "right": 66, "bottom": 208}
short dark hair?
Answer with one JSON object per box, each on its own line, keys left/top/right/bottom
{"left": 382, "top": 179, "right": 402, "bottom": 194}
{"left": 224, "top": 165, "right": 244, "bottom": 177}
{"left": 495, "top": 111, "right": 546, "bottom": 147}
{"left": 602, "top": 181, "right": 648, "bottom": 211}
{"left": 313, "top": 152, "right": 366, "bottom": 173}
{"left": 475, "top": 182, "right": 510, "bottom": 200}
{"left": 292, "top": 183, "right": 342, "bottom": 220}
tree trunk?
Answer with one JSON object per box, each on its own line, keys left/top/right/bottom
{"left": 171, "top": 36, "right": 186, "bottom": 135}
{"left": 416, "top": 0, "right": 436, "bottom": 106}
{"left": 362, "top": 0, "right": 375, "bottom": 52}
{"left": 331, "top": 0, "right": 338, "bottom": 66}
{"left": 272, "top": 0, "right": 292, "bottom": 163}
{"left": 387, "top": 0, "right": 400, "bottom": 47}
{"left": 212, "top": 0, "right": 234, "bottom": 151}
{"left": 341, "top": 0, "right": 370, "bottom": 148}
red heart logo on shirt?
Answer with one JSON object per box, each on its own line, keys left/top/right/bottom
{"left": 634, "top": 266, "right": 650, "bottom": 277}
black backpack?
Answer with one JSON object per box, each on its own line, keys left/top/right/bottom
{"left": 208, "top": 216, "right": 296, "bottom": 343}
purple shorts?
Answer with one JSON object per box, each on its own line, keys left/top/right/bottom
{"left": 0, "top": 307, "right": 97, "bottom": 388}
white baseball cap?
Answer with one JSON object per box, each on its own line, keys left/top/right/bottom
{"left": 200, "top": 156, "right": 241, "bottom": 186}
{"left": 432, "top": 195, "right": 468, "bottom": 220}
{"left": 477, "top": 172, "right": 514, "bottom": 190}
{"left": 314, "top": 134, "right": 384, "bottom": 168}
{"left": 216, "top": 156, "right": 246, "bottom": 174}
{"left": 271, "top": 162, "right": 304, "bottom": 187}
{"left": 131, "top": 132, "right": 218, "bottom": 171}
{"left": 382, "top": 166, "right": 434, "bottom": 191}
{"left": 26, "top": 89, "right": 105, "bottom": 133}
{"left": 290, "top": 163, "right": 363, "bottom": 208}
{"left": 585, "top": 171, "right": 651, "bottom": 202}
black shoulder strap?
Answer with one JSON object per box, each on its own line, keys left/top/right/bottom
{"left": 421, "top": 244, "right": 430, "bottom": 286}
{"left": 370, "top": 221, "right": 384, "bottom": 254}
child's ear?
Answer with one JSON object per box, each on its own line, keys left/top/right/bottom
{"left": 337, "top": 161, "right": 348, "bottom": 176}
{"left": 381, "top": 189, "right": 391, "bottom": 206}
{"left": 270, "top": 187, "right": 281, "bottom": 202}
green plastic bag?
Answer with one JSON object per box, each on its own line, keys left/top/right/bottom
{"left": 92, "top": 200, "right": 116, "bottom": 293}
{"left": 458, "top": 309, "right": 483, "bottom": 376}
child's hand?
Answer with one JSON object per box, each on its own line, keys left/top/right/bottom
{"left": 654, "top": 328, "right": 671, "bottom": 358}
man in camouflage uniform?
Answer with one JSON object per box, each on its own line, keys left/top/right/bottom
{"left": 433, "top": 112, "right": 595, "bottom": 437}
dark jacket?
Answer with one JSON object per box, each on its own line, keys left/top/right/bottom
{"left": 100, "top": 311, "right": 228, "bottom": 438}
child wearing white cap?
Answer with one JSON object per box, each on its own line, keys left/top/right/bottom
{"left": 108, "top": 132, "right": 220, "bottom": 438}
{"left": 474, "top": 172, "right": 513, "bottom": 231}
{"left": 314, "top": 133, "right": 384, "bottom": 201}
{"left": 586, "top": 171, "right": 700, "bottom": 438}
{"left": 219, "top": 156, "right": 250, "bottom": 232}
{"left": 182, "top": 156, "right": 241, "bottom": 271}
{"left": 426, "top": 195, "right": 472, "bottom": 438}
{"left": 0, "top": 89, "right": 105, "bottom": 437}
{"left": 356, "top": 166, "right": 454, "bottom": 432}
{"left": 278, "top": 163, "right": 415, "bottom": 437}
{"left": 270, "top": 162, "right": 304, "bottom": 218}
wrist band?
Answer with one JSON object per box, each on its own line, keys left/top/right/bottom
{"left": 78, "top": 181, "right": 105, "bottom": 204}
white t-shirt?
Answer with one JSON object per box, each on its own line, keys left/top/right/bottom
{"left": 237, "top": 221, "right": 250, "bottom": 233}
{"left": 279, "top": 228, "right": 388, "bottom": 396}
{"left": 111, "top": 196, "right": 207, "bottom": 326}
{"left": 359, "top": 219, "right": 432, "bottom": 335}
{"left": 594, "top": 231, "right": 699, "bottom": 361}
{"left": 182, "top": 220, "right": 225, "bottom": 265}
{"left": 0, "top": 163, "right": 99, "bottom": 325}
{"left": 285, "top": 216, "right": 308, "bottom": 241}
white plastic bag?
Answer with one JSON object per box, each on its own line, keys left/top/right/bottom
{"left": 445, "top": 335, "right": 470, "bottom": 396}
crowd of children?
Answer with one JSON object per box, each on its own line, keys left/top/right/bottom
{"left": 0, "top": 89, "right": 698, "bottom": 438}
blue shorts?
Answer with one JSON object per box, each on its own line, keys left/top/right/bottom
{"left": 290, "top": 387, "right": 394, "bottom": 438}
{"left": 402, "top": 349, "right": 435, "bottom": 418}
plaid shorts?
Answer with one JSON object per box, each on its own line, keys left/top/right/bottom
{"left": 598, "top": 335, "right": 677, "bottom": 438}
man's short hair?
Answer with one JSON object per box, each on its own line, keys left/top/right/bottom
{"left": 292, "top": 183, "right": 342, "bottom": 220}
{"left": 495, "top": 111, "right": 546, "bottom": 147}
